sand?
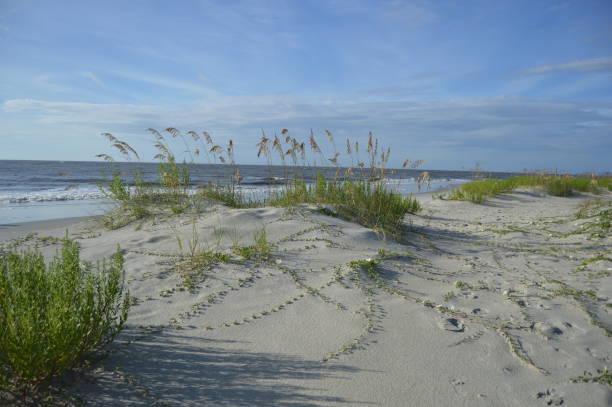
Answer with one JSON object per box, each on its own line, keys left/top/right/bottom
{"left": 1, "top": 190, "right": 611, "bottom": 406}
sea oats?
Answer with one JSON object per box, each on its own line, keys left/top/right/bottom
{"left": 187, "top": 130, "right": 200, "bottom": 141}
{"left": 165, "top": 127, "right": 180, "bottom": 138}
{"left": 95, "top": 153, "right": 114, "bottom": 162}
{"left": 203, "top": 131, "right": 213, "bottom": 144}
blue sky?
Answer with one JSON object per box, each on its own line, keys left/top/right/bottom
{"left": 1, "top": 0, "right": 611, "bottom": 172}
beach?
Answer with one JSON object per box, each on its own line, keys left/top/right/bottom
{"left": 0, "top": 159, "right": 479, "bottom": 225}
{"left": 1, "top": 188, "right": 610, "bottom": 406}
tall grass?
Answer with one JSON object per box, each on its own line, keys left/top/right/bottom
{"left": 449, "top": 173, "right": 610, "bottom": 203}
{"left": 97, "top": 128, "right": 426, "bottom": 235}
{"left": 267, "top": 172, "right": 420, "bottom": 234}
{"left": 98, "top": 130, "right": 205, "bottom": 227}
{"left": 0, "top": 237, "right": 130, "bottom": 399}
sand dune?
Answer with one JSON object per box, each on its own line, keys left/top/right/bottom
{"left": 1, "top": 190, "right": 610, "bottom": 406}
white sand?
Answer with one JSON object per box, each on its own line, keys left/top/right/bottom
{"left": 1, "top": 190, "right": 611, "bottom": 406}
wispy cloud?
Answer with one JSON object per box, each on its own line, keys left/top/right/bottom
{"left": 4, "top": 95, "right": 611, "bottom": 171}
{"left": 520, "top": 57, "right": 612, "bottom": 75}
{"left": 355, "top": 84, "right": 435, "bottom": 99}
{"left": 2, "top": 2, "right": 611, "bottom": 171}
{"left": 3, "top": 99, "right": 161, "bottom": 125}
{"left": 108, "top": 70, "right": 218, "bottom": 95}
{"left": 80, "top": 71, "right": 105, "bottom": 87}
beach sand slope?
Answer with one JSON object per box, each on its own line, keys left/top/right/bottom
{"left": 1, "top": 190, "right": 610, "bottom": 406}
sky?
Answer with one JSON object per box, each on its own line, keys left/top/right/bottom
{"left": 0, "top": 0, "right": 611, "bottom": 172}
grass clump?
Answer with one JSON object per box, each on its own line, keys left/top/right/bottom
{"left": 176, "top": 250, "right": 231, "bottom": 291}
{"left": 0, "top": 237, "right": 130, "bottom": 400}
{"left": 448, "top": 178, "right": 508, "bottom": 203}
{"left": 268, "top": 172, "right": 420, "bottom": 236}
{"left": 349, "top": 258, "right": 381, "bottom": 279}
{"left": 443, "top": 291, "right": 456, "bottom": 301}
{"left": 172, "top": 220, "right": 231, "bottom": 290}
{"left": 234, "top": 226, "right": 272, "bottom": 262}
{"left": 197, "top": 183, "right": 254, "bottom": 209}
{"left": 97, "top": 130, "right": 209, "bottom": 228}
{"left": 449, "top": 173, "right": 610, "bottom": 203}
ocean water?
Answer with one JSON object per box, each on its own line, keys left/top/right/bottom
{"left": 0, "top": 160, "right": 513, "bottom": 225}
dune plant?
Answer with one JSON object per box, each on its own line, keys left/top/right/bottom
{"left": 253, "top": 130, "right": 424, "bottom": 236}
{"left": 197, "top": 182, "right": 254, "bottom": 208}
{"left": 170, "top": 219, "right": 231, "bottom": 290}
{"left": 98, "top": 127, "right": 427, "bottom": 236}
{"left": 257, "top": 130, "right": 423, "bottom": 236}
{"left": 449, "top": 173, "right": 609, "bottom": 203}
{"left": 0, "top": 236, "right": 130, "bottom": 399}
{"left": 267, "top": 172, "right": 420, "bottom": 235}
{"left": 97, "top": 130, "right": 200, "bottom": 226}
{"left": 234, "top": 226, "right": 271, "bottom": 262}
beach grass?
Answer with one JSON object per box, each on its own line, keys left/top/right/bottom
{"left": 233, "top": 226, "right": 272, "bottom": 262}
{"left": 97, "top": 128, "right": 425, "bottom": 236}
{"left": 448, "top": 174, "right": 611, "bottom": 203}
{"left": 267, "top": 173, "right": 420, "bottom": 234}
{"left": 0, "top": 237, "right": 130, "bottom": 400}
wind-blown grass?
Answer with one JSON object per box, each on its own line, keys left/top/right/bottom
{"left": 0, "top": 237, "right": 130, "bottom": 401}
{"left": 448, "top": 174, "right": 610, "bottom": 203}
{"left": 97, "top": 128, "right": 425, "bottom": 236}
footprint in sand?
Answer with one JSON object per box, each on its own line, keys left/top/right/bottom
{"left": 536, "top": 388, "right": 564, "bottom": 406}
{"left": 439, "top": 317, "right": 464, "bottom": 332}
{"left": 450, "top": 377, "right": 467, "bottom": 396}
{"left": 534, "top": 322, "right": 563, "bottom": 340}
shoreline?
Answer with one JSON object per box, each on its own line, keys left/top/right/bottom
{"left": 0, "top": 187, "right": 447, "bottom": 230}
{"left": 1, "top": 191, "right": 610, "bottom": 406}
{"left": 0, "top": 216, "right": 96, "bottom": 241}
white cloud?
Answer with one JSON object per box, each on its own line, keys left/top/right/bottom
{"left": 3, "top": 95, "right": 610, "bottom": 171}
{"left": 520, "top": 57, "right": 612, "bottom": 75}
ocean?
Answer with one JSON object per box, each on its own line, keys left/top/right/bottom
{"left": 0, "top": 160, "right": 514, "bottom": 224}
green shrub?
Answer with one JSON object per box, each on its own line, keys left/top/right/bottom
{"left": 0, "top": 237, "right": 130, "bottom": 391}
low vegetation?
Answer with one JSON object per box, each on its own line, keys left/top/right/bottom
{"left": 233, "top": 226, "right": 272, "bottom": 262}
{"left": 0, "top": 237, "right": 130, "bottom": 402}
{"left": 448, "top": 173, "right": 611, "bottom": 203}
{"left": 571, "top": 367, "right": 612, "bottom": 387}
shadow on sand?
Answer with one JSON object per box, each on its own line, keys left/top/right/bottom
{"left": 75, "top": 329, "right": 371, "bottom": 406}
